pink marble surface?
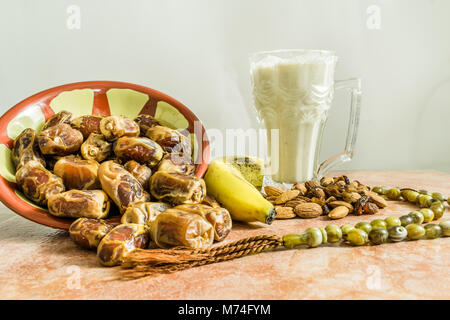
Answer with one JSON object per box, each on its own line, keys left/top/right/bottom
{"left": 0, "top": 170, "right": 449, "bottom": 300}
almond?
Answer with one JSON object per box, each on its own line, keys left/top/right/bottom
{"left": 365, "top": 191, "right": 388, "bottom": 208}
{"left": 329, "top": 200, "right": 354, "bottom": 212}
{"left": 285, "top": 199, "right": 308, "bottom": 208}
{"left": 328, "top": 206, "right": 349, "bottom": 220}
{"left": 274, "top": 190, "right": 300, "bottom": 204}
{"left": 275, "top": 206, "right": 296, "bottom": 219}
{"left": 264, "top": 186, "right": 284, "bottom": 197}
{"left": 292, "top": 183, "right": 307, "bottom": 195}
{"left": 294, "top": 202, "right": 322, "bottom": 218}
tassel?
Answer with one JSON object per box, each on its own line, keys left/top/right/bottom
{"left": 120, "top": 235, "right": 283, "bottom": 279}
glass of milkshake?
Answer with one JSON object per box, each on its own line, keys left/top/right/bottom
{"left": 250, "top": 49, "right": 361, "bottom": 183}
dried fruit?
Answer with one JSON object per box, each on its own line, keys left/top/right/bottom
{"left": 294, "top": 202, "right": 322, "bottom": 218}
{"left": 320, "top": 177, "right": 334, "bottom": 187}
{"left": 328, "top": 206, "right": 349, "bottom": 220}
{"left": 275, "top": 207, "right": 296, "bottom": 219}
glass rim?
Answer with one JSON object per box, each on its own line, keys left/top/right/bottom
{"left": 249, "top": 49, "right": 336, "bottom": 60}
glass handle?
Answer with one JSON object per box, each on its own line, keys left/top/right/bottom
{"left": 316, "top": 78, "right": 362, "bottom": 179}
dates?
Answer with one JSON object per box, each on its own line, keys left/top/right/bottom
{"left": 149, "top": 209, "right": 214, "bottom": 249}
{"left": 98, "top": 160, "right": 148, "bottom": 213}
{"left": 123, "top": 160, "right": 152, "bottom": 187}
{"left": 174, "top": 204, "right": 232, "bottom": 242}
{"left": 69, "top": 218, "right": 114, "bottom": 249}
{"left": 80, "top": 133, "right": 112, "bottom": 162}
{"left": 71, "top": 115, "right": 104, "bottom": 139}
{"left": 134, "top": 114, "right": 160, "bottom": 135}
{"left": 157, "top": 153, "right": 195, "bottom": 175}
{"left": 48, "top": 189, "right": 110, "bottom": 219}
{"left": 15, "top": 161, "right": 65, "bottom": 206}
{"left": 114, "top": 136, "right": 163, "bottom": 167}
{"left": 149, "top": 171, "right": 206, "bottom": 205}
{"left": 41, "top": 110, "right": 73, "bottom": 131}
{"left": 12, "top": 128, "right": 46, "bottom": 170}
{"left": 121, "top": 201, "right": 171, "bottom": 226}
{"left": 53, "top": 157, "right": 100, "bottom": 190}
{"left": 97, "top": 224, "right": 149, "bottom": 266}
{"left": 145, "top": 125, "right": 191, "bottom": 156}
{"left": 100, "top": 115, "right": 140, "bottom": 141}
{"left": 37, "top": 123, "right": 83, "bottom": 156}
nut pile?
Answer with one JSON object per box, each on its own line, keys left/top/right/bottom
{"left": 262, "top": 176, "right": 388, "bottom": 220}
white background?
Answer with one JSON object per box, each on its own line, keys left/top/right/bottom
{"left": 1, "top": 0, "right": 449, "bottom": 172}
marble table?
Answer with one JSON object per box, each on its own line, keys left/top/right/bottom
{"left": 0, "top": 170, "right": 449, "bottom": 300}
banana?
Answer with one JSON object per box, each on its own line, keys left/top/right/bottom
{"left": 219, "top": 156, "right": 264, "bottom": 190}
{"left": 204, "top": 158, "right": 275, "bottom": 224}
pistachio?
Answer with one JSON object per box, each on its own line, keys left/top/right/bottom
{"left": 294, "top": 202, "right": 322, "bottom": 219}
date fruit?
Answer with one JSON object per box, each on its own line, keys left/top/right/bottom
{"left": 80, "top": 133, "right": 112, "bottom": 162}
{"left": 113, "top": 136, "right": 163, "bottom": 167}
{"left": 69, "top": 218, "right": 115, "bottom": 249}
{"left": 12, "top": 128, "right": 46, "bottom": 169}
{"left": 71, "top": 115, "right": 104, "bottom": 139}
{"left": 48, "top": 189, "right": 110, "bottom": 219}
{"left": 97, "top": 223, "right": 149, "bottom": 266}
{"left": 37, "top": 123, "right": 83, "bottom": 156}
{"left": 123, "top": 160, "right": 152, "bottom": 188}
{"left": 98, "top": 160, "right": 147, "bottom": 213}
{"left": 15, "top": 160, "right": 65, "bottom": 206}
{"left": 41, "top": 110, "right": 73, "bottom": 130}
{"left": 53, "top": 157, "right": 100, "bottom": 190}
{"left": 100, "top": 115, "right": 140, "bottom": 141}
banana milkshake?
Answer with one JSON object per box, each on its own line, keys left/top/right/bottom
{"left": 250, "top": 50, "right": 337, "bottom": 183}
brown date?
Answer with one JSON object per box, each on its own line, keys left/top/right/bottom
{"left": 71, "top": 114, "right": 104, "bottom": 139}
{"left": 80, "top": 133, "right": 112, "bottom": 162}
{"left": 41, "top": 110, "right": 73, "bottom": 131}
{"left": 174, "top": 204, "right": 232, "bottom": 242}
{"left": 97, "top": 224, "right": 149, "bottom": 267}
{"left": 114, "top": 136, "right": 163, "bottom": 167}
{"left": 149, "top": 171, "right": 206, "bottom": 205}
{"left": 11, "top": 128, "right": 46, "bottom": 170}
{"left": 100, "top": 115, "right": 140, "bottom": 141}
{"left": 37, "top": 123, "right": 83, "bottom": 156}
{"left": 15, "top": 161, "right": 65, "bottom": 206}
{"left": 123, "top": 160, "right": 152, "bottom": 188}
{"left": 134, "top": 114, "right": 160, "bottom": 135}
{"left": 121, "top": 201, "right": 171, "bottom": 226}
{"left": 53, "top": 157, "right": 100, "bottom": 190}
{"left": 145, "top": 125, "right": 191, "bottom": 156}
{"left": 69, "top": 218, "right": 115, "bottom": 250}
{"left": 157, "top": 153, "right": 195, "bottom": 175}
{"left": 48, "top": 189, "right": 110, "bottom": 219}
{"left": 98, "top": 160, "right": 148, "bottom": 213}
{"left": 149, "top": 209, "right": 214, "bottom": 249}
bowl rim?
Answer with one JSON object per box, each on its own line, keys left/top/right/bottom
{"left": 0, "top": 80, "right": 210, "bottom": 229}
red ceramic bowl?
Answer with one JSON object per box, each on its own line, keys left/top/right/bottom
{"left": 0, "top": 81, "right": 210, "bottom": 229}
